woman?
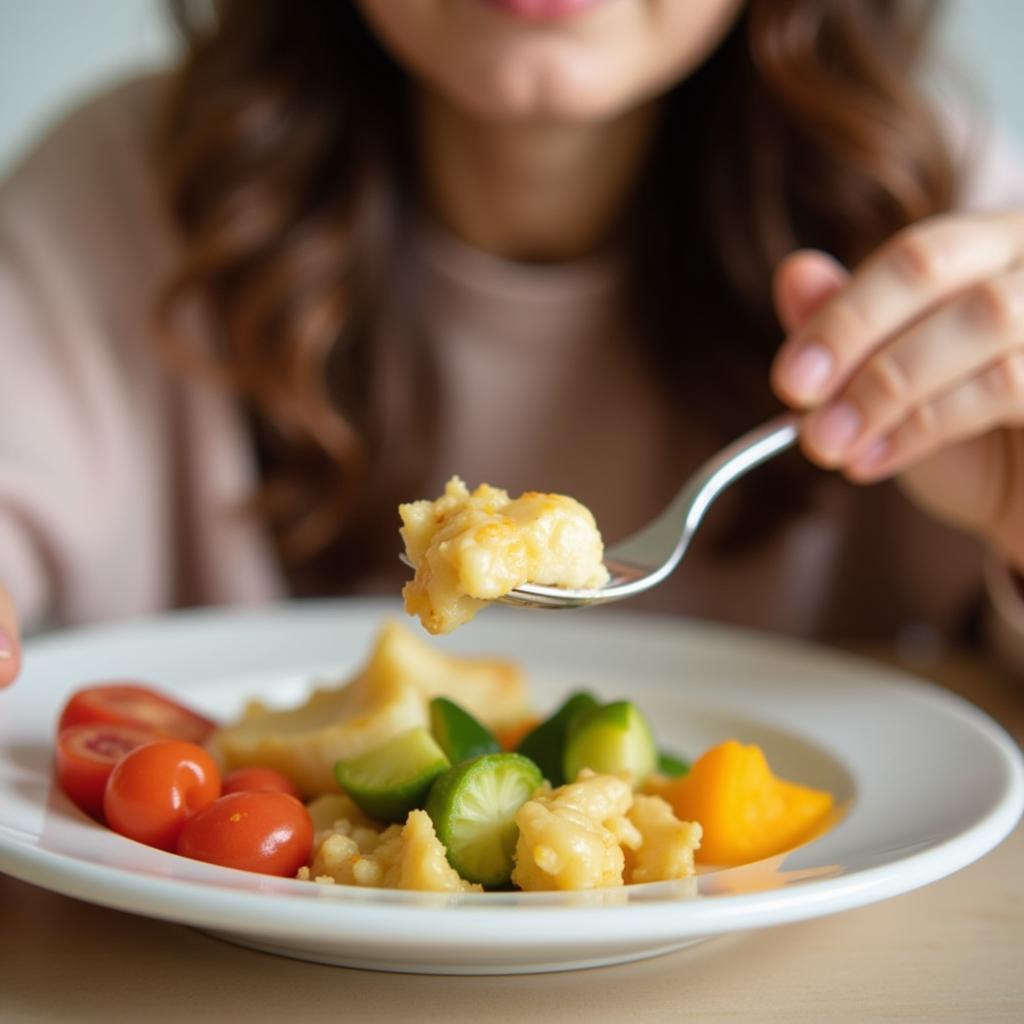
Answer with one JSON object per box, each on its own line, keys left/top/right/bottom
{"left": 1, "top": 0, "right": 1022, "bottom": 687}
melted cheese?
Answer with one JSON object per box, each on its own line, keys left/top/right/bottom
{"left": 399, "top": 476, "right": 610, "bottom": 635}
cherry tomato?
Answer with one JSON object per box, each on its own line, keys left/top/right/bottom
{"left": 222, "top": 766, "right": 301, "bottom": 800}
{"left": 58, "top": 683, "right": 217, "bottom": 744}
{"left": 104, "top": 739, "right": 221, "bottom": 850}
{"left": 176, "top": 791, "right": 313, "bottom": 876}
{"left": 55, "top": 723, "right": 158, "bottom": 820}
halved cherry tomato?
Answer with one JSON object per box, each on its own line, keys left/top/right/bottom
{"left": 58, "top": 683, "right": 217, "bottom": 744}
{"left": 176, "top": 791, "right": 313, "bottom": 876}
{"left": 222, "top": 766, "right": 301, "bottom": 800}
{"left": 104, "top": 739, "right": 221, "bottom": 850}
{"left": 55, "top": 723, "right": 157, "bottom": 820}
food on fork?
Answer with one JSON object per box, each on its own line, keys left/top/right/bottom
{"left": 399, "top": 476, "right": 610, "bottom": 635}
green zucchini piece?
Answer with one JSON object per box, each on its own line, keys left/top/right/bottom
{"left": 429, "top": 697, "right": 501, "bottom": 764}
{"left": 562, "top": 700, "right": 658, "bottom": 789}
{"left": 515, "top": 690, "right": 599, "bottom": 786}
{"left": 335, "top": 727, "right": 450, "bottom": 823}
{"left": 426, "top": 752, "right": 542, "bottom": 887}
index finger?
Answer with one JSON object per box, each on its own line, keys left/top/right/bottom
{"left": 772, "top": 211, "right": 1024, "bottom": 408}
{"left": 0, "top": 584, "right": 21, "bottom": 687}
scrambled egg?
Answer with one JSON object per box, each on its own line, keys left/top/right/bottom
{"left": 208, "top": 621, "right": 528, "bottom": 796}
{"left": 511, "top": 772, "right": 633, "bottom": 891}
{"left": 305, "top": 792, "right": 377, "bottom": 834}
{"left": 624, "top": 795, "right": 703, "bottom": 885}
{"left": 510, "top": 770, "right": 699, "bottom": 892}
{"left": 400, "top": 477, "right": 610, "bottom": 635}
{"left": 299, "top": 809, "right": 482, "bottom": 893}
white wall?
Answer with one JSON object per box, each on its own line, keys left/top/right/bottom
{"left": 0, "top": 0, "right": 179, "bottom": 175}
{"left": 939, "top": 0, "right": 1024, "bottom": 141}
{"left": 0, "top": 0, "right": 1021, "bottom": 177}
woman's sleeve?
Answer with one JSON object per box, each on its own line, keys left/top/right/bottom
{"left": 0, "top": 235, "right": 117, "bottom": 631}
{"left": 0, "top": 83, "right": 166, "bottom": 633}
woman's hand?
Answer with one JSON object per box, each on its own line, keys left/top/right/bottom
{"left": 0, "top": 582, "right": 20, "bottom": 687}
{"left": 770, "top": 211, "right": 1024, "bottom": 574}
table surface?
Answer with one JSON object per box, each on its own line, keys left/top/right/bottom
{"left": 2, "top": 645, "right": 1022, "bottom": 1024}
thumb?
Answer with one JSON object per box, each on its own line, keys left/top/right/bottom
{"left": 0, "top": 584, "right": 22, "bottom": 687}
{"left": 771, "top": 250, "right": 849, "bottom": 408}
{"left": 772, "top": 249, "right": 848, "bottom": 334}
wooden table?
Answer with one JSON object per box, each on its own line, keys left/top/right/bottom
{"left": 2, "top": 647, "right": 1022, "bottom": 1023}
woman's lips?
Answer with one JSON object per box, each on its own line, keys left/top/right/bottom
{"left": 480, "top": 0, "right": 612, "bottom": 20}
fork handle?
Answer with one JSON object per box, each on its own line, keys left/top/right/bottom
{"left": 678, "top": 412, "right": 801, "bottom": 538}
{"left": 605, "top": 412, "right": 801, "bottom": 574}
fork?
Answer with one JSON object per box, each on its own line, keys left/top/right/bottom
{"left": 492, "top": 412, "right": 801, "bottom": 609}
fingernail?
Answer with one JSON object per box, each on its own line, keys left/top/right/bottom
{"left": 808, "top": 401, "right": 862, "bottom": 457}
{"left": 781, "top": 343, "right": 834, "bottom": 402}
{"left": 0, "top": 628, "right": 16, "bottom": 682}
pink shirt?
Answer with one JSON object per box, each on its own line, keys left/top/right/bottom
{"left": 1, "top": 78, "right": 1022, "bottom": 661}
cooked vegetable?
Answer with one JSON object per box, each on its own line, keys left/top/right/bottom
{"left": 222, "top": 766, "right": 301, "bottom": 800}
{"left": 515, "top": 690, "right": 598, "bottom": 786}
{"left": 55, "top": 723, "right": 157, "bottom": 819}
{"left": 562, "top": 700, "right": 657, "bottom": 789}
{"left": 103, "top": 739, "right": 221, "bottom": 851}
{"left": 656, "top": 751, "right": 690, "bottom": 778}
{"left": 177, "top": 791, "right": 313, "bottom": 876}
{"left": 429, "top": 697, "right": 500, "bottom": 763}
{"left": 426, "top": 752, "right": 542, "bottom": 887}
{"left": 335, "top": 727, "right": 450, "bottom": 823}
{"left": 58, "top": 683, "right": 217, "bottom": 745}
{"left": 661, "top": 739, "right": 834, "bottom": 865}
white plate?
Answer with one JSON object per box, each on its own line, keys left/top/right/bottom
{"left": 1, "top": 600, "right": 1021, "bottom": 975}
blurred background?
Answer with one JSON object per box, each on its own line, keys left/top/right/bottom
{"left": 0, "top": 0, "right": 1022, "bottom": 177}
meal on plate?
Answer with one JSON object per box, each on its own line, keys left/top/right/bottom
{"left": 399, "top": 476, "right": 610, "bottom": 634}
{"left": 51, "top": 622, "right": 835, "bottom": 892}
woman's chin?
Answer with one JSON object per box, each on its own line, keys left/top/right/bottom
{"left": 356, "top": 0, "right": 744, "bottom": 124}
{"left": 445, "top": 50, "right": 633, "bottom": 123}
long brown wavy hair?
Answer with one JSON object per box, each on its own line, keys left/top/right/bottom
{"left": 157, "top": 0, "right": 955, "bottom": 591}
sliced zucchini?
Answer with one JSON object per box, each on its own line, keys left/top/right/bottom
{"left": 426, "top": 752, "right": 542, "bottom": 887}
{"left": 515, "top": 690, "right": 598, "bottom": 786}
{"left": 429, "top": 697, "right": 501, "bottom": 764}
{"left": 562, "top": 700, "right": 657, "bottom": 789}
{"left": 335, "top": 727, "right": 450, "bottom": 823}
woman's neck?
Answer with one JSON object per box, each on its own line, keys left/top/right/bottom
{"left": 415, "top": 90, "right": 657, "bottom": 262}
